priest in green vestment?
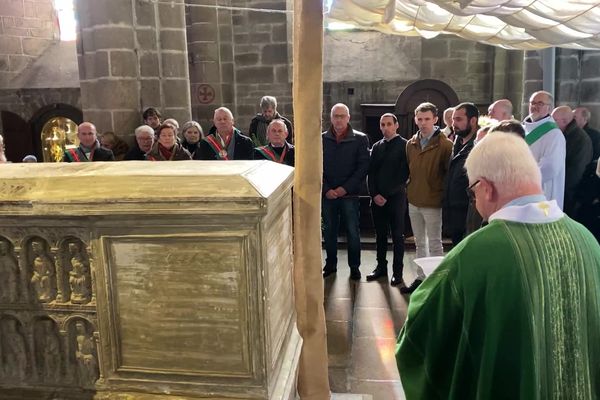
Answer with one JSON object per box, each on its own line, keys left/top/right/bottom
{"left": 396, "top": 132, "right": 600, "bottom": 399}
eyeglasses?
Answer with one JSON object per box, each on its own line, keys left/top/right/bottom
{"left": 466, "top": 180, "right": 480, "bottom": 200}
{"left": 529, "top": 101, "right": 550, "bottom": 107}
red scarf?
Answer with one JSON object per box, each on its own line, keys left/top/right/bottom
{"left": 158, "top": 143, "right": 173, "bottom": 160}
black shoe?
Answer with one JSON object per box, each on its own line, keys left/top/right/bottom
{"left": 390, "top": 274, "right": 403, "bottom": 286}
{"left": 400, "top": 279, "right": 422, "bottom": 294}
{"left": 349, "top": 268, "right": 361, "bottom": 281}
{"left": 366, "top": 267, "right": 388, "bottom": 281}
{"left": 323, "top": 267, "right": 337, "bottom": 278}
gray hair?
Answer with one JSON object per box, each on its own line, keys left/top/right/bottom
{"left": 260, "top": 96, "right": 277, "bottom": 110}
{"left": 531, "top": 90, "right": 554, "bottom": 108}
{"left": 330, "top": 103, "right": 350, "bottom": 117}
{"left": 214, "top": 107, "right": 234, "bottom": 120}
{"left": 466, "top": 132, "right": 541, "bottom": 197}
{"left": 181, "top": 120, "right": 204, "bottom": 136}
{"left": 134, "top": 125, "right": 154, "bottom": 138}
{"left": 163, "top": 118, "right": 179, "bottom": 129}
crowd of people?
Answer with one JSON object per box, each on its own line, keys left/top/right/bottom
{"left": 321, "top": 93, "right": 599, "bottom": 399}
{"left": 56, "top": 96, "right": 295, "bottom": 167}
{"left": 1, "top": 89, "right": 599, "bottom": 398}
{"left": 321, "top": 92, "right": 599, "bottom": 292}
{"left": 0, "top": 96, "right": 293, "bottom": 166}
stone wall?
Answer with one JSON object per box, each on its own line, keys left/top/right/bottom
{"left": 74, "top": 0, "right": 192, "bottom": 137}
{"left": 186, "top": 0, "right": 293, "bottom": 134}
{"left": 323, "top": 31, "right": 421, "bottom": 129}
{"left": 523, "top": 49, "right": 600, "bottom": 127}
{"left": 0, "top": 0, "right": 59, "bottom": 87}
{"left": 322, "top": 32, "right": 524, "bottom": 131}
{"left": 0, "top": 88, "right": 80, "bottom": 122}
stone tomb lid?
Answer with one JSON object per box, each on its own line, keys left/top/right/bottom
{"left": 0, "top": 160, "right": 294, "bottom": 215}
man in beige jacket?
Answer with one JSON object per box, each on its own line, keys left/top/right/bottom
{"left": 403, "top": 102, "right": 453, "bottom": 293}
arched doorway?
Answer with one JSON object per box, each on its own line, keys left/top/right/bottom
{"left": 0, "top": 111, "right": 33, "bottom": 162}
{"left": 30, "top": 103, "right": 83, "bottom": 161}
{"left": 394, "top": 79, "right": 459, "bottom": 138}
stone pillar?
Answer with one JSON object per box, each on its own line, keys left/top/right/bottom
{"left": 185, "top": 0, "right": 293, "bottom": 132}
{"left": 186, "top": 0, "right": 235, "bottom": 129}
{"left": 74, "top": 0, "right": 192, "bottom": 137}
{"left": 522, "top": 51, "right": 544, "bottom": 116}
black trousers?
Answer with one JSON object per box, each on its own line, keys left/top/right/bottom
{"left": 371, "top": 191, "right": 407, "bottom": 274}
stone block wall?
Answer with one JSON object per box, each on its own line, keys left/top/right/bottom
{"left": 186, "top": 0, "right": 293, "bottom": 134}
{"left": 420, "top": 36, "right": 495, "bottom": 106}
{"left": 322, "top": 33, "right": 522, "bottom": 131}
{"left": 322, "top": 31, "right": 421, "bottom": 130}
{"left": 0, "top": 88, "right": 80, "bottom": 122}
{"left": 0, "top": 0, "right": 59, "bottom": 87}
{"left": 75, "top": 0, "right": 192, "bottom": 138}
{"left": 523, "top": 49, "right": 600, "bottom": 127}
{"left": 232, "top": 0, "right": 292, "bottom": 132}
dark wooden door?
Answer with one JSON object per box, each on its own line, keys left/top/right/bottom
{"left": 394, "top": 79, "right": 459, "bottom": 138}
{"left": 1, "top": 111, "right": 34, "bottom": 162}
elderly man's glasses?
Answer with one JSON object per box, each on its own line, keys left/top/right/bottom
{"left": 529, "top": 101, "right": 549, "bottom": 107}
{"left": 466, "top": 180, "right": 480, "bottom": 200}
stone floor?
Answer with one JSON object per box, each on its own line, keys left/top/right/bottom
{"left": 325, "top": 249, "right": 420, "bottom": 400}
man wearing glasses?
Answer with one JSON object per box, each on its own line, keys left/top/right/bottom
{"left": 523, "top": 90, "right": 566, "bottom": 209}
{"left": 322, "top": 103, "right": 370, "bottom": 281}
{"left": 396, "top": 132, "right": 600, "bottom": 399}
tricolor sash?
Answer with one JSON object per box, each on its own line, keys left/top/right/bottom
{"left": 256, "top": 145, "right": 287, "bottom": 163}
{"left": 205, "top": 135, "right": 230, "bottom": 160}
{"left": 65, "top": 147, "right": 91, "bottom": 162}
{"left": 525, "top": 121, "right": 558, "bottom": 146}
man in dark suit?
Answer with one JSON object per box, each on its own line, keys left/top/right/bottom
{"left": 199, "top": 107, "right": 253, "bottom": 160}
{"left": 366, "top": 113, "right": 409, "bottom": 286}
{"left": 253, "top": 120, "right": 294, "bottom": 166}
{"left": 63, "top": 122, "right": 115, "bottom": 162}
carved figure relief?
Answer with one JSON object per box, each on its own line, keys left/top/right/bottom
{"left": 67, "top": 242, "right": 91, "bottom": 304}
{"left": 74, "top": 321, "right": 98, "bottom": 387}
{"left": 0, "top": 240, "right": 19, "bottom": 303}
{"left": 30, "top": 240, "right": 56, "bottom": 303}
{"left": 35, "top": 319, "right": 62, "bottom": 383}
{"left": 1, "top": 318, "right": 27, "bottom": 381}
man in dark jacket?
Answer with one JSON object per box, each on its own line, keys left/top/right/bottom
{"left": 248, "top": 96, "right": 293, "bottom": 146}
{"left": 366, "top": 113, "right": 408, "bottom": 286}
{"left": 322, "top": 103, "right": 370, "bottom": 280}
{"left": 253, "top": 120, "right": 294, "bottom": 166}
{"left": 573, "top": 107, "right": 600, "bottom": 162}
{"left": 442, "top": 103, "right": 478, "bottom": 245}
{"left": 124, "top": 125, "right": 154, "bottom": 160}
{"left": 552, "top": 106, "right": 593, "bottom": 217}
{"left": 199, "top": 107, "right": 254, "bottom": 160}
{"left": 63, "top": 122, "right": 115, "bottom": 162}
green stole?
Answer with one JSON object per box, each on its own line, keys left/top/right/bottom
{"left": 525, "top": 121, "right": 558, "bottom": 146}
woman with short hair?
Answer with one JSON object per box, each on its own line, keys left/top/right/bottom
{"left": 180, "top": 121, "right": 204, "bottom": 160}
{"left": 146, "top": 123, "right": 191, "bottom": 161}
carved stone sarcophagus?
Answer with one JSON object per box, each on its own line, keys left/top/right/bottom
{"left": 0, "top": 160, "right": 299, "bottom": 399}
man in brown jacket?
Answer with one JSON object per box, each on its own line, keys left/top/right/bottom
{"left": 403, "top": 102, "right": 453, "bottom": 294}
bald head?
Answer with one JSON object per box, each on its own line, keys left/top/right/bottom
{"left": 529, "top": 91, "right": 553, "bottom": 122}
{"left": 573, "top": 107, "right": 591, "bottom": 129}
{"left": 551, "top": 106, "right": 573, "bottom": 132}
{"left": 77, "top": 122, "right": 98, "bottom": 148}
{"left": 488, "top": 99, "right": 513, "bottom": 122}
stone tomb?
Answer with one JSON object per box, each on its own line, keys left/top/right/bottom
{"left": 0, "top": 160, "right": 299, "bottom": 399}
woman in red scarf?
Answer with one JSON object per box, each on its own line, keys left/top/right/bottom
{"left": 146, "top": 123, "right": 191, "bottom": 161}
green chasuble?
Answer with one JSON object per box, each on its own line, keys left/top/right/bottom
{"left": 396, "top": 216, "right": 600, "bottom": 399}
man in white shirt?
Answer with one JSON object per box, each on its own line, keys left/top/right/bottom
{"left": 522, "top": 91, "right": 566, "bottom": 209}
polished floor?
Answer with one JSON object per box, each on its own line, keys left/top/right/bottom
{"left": 324, "top": 249, "right": 420, "bottom": 400}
